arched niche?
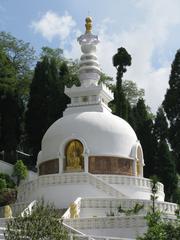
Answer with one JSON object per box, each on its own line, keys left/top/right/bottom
{"left": 64, "top": 139, "right": 84, "bottom": 172}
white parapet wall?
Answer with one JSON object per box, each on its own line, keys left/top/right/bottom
{"left": 17, "top": 172, "right": 165, "bottom": 209}
{"left": 0, "top": 160, "right": 13, "bottom": 176}
{"left": 64, "top": 215, "right": 147, "bottom": 239}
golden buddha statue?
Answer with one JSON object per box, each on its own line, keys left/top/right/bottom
{"left": 65, "top": 140, "right": 84, "bottom": 171}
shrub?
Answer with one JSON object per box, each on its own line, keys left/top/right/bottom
{"left": 0, "top": 178, "right": 6, "bottom": 190}
{"left": 4, "top": 200, "right": 68, "bottom": 240}
{"left": 0, "top": 188, "right": 17, "bottom": 207}
{"left": 13, "top": 160, "right": 28, "bottom": 186}
{"left": 0, "top": 173, "right": 15, "bottom": 188}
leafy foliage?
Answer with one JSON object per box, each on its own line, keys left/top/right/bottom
{"left": 137, "top": 175, "right": 180, "bottom": 240}
{"left": 13, "top": 160, "right": 28, "bottom": 186}
{"left": 0, "top": 173, "right": 15, "bottom": 188}
{"left": 153, "top": 107, "right": 168, "bottom": 142}
{"left": 25, "top": 56, "right": 70, "bottom": 165}
{"left": 118, "top": 203, "right": 144, "bottom": 216}
{"left": 113, "top": 47, "right": 132, "bottom": 120}
{"left": 132, "top": 99, "right": 156, "bottom": 177}
{"left": 0, "top": 31, "right": 35, "bottom": 98}
{"left": 122, "top": 80, "right": 144, "bottom": 106}
{"left": 0, "top": 32, "right": 34, "bottom": 163}
{"left": 163, "top": 49, "right": 180, "bottom": 173}
{"left": 4, "top": 201, "right": 68, "bottom": 240}
{"left": 0, "top": 178, "right": 6, "bottom": 190}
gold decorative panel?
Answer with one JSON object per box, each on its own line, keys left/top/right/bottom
{"left": 89, "top": 156, "right": 133, "bottom": 175}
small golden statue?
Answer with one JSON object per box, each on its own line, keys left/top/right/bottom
{"left": 4, "top": 205, "right": 12, "bottom": 218}
{"left": 85, "top": 16, "right": 92, "bottom": 33}
{"left": 69, "top": 202, "right": 79, "bottom": 218}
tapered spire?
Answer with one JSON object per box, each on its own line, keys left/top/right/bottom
{"left": 77, "top": 17, "right": 101, "bottom": 86}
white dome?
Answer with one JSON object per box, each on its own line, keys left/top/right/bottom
{"left": 38, "top": 111, "right": 138, "bottom": 164}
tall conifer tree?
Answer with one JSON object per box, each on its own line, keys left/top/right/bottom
{"left": 113, "top": 47, "right": 131, "bottom": 120}
{"left": 153, "top": 107, "right": 177, "bottom": 201}
{"left": 0, "top": 50, "right": 23, "bottom": 163}
{"left": 25, "top": 57, "right": 70, "bottom": 166}
{"left": 132, "top": 99, "right": 156, "bottom": 177}
{"left": 163, "top": 50, "right": 180, "bottom": 172}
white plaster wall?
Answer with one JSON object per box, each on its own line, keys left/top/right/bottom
{"left": 27, "top": 171, "right": 38, "bottom": 181}
{"left": 0, "top": 160, "right": 13, "bottom": 175}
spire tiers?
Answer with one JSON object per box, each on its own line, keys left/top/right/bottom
{"left": 63, "top": 17, "right": 113, "bottom": 117}
{"left": 77, "top": 17, "right": 101, "bottom": 87}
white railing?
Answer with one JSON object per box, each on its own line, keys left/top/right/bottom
{"left": 87, "top": 173, "right": 127, "bottom": 198}
{"left": 68, "top": 234, "right": 134, "bottom": 240}
{"left": 18, "top": 173, "right": 165, "bottom": 202}
{"left": 17, "top": 173, "right": 127, "bottom": 203}
{"left": 80, "top": 198, "right": 177, "bottom": 216}
{"left": 96, "top": 175, "right": 164, "bottom": 193}
{"left": 64, "top": 215, "right": 147, "bottom": 230}
{"left": 21, "top": 200, "right": 37, "bottom": 217}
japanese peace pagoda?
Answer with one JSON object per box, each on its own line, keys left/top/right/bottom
{"left": 14, "top": 17, "right": 177, "bottom": 239}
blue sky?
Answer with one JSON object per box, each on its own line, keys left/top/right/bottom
{"left": 1, "top": 0, "right": 180, "bottom": 112}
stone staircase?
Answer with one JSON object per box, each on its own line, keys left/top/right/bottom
{"left": 17, "top": 173, "right": 128, "bottom": 204}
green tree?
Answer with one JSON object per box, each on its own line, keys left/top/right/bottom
{"left": 25, "top": 57, "right": 70, "bottom": 165}
{"left": 113, "top": 47, "right": 132, "bottom": 120}
{"left": 13, "top": 160, "right": 28, "bottom": 186}
{"left": 132, "top": 99, "right": 156, "bottom": 177}
{"left": 0, "top": 31, "right": 35, "bottom": 98}
{"left": 40, "top": 46, "right": 64, "bottom": 64}
{"left": 0, "top": 50, "right": 24, "bottom": 163}
{"left": 0, "top": 178, "right": 6, "bottom": 190}
{"left": 163, "top": 49, "right": 180, "bottom": 173}
{"left": 0, "top": 173, "right": 15, "bottom": 188}
{"left": 153, "top": 107, "right": 168, "bottom": 142}
{"left": 0, "top": 32, "right": 35, "bottom": 163}
{"left": 137, "top": 175, "right": 180, "bottom": 240}
{"left": 156, "top": 141, "right": 177, "bottom": 201}
{"left": 4, "top": 201, "right": 68, "bottom": 240}
{"left": 153, "top": 107, "right": 178, "bottom": 201}
{"left": 122, "top": 80, "right": 144, "bottom": 106}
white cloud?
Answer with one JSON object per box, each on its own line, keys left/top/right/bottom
{"left": 31, "top": 1, "right": 180, "bottom": 113}
{"left": 95, "top": 0, "right": 180, "bottom": 112}
{"left": 31, "top": 11, "right": 76, "bottom": 42}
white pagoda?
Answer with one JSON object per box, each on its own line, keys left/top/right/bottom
{"left": 14, "top": 17, "right": 177, "bottom": 239}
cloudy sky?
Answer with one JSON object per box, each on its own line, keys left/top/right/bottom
{"left": 1, "top": 0, "right": 180, "bottom": 113}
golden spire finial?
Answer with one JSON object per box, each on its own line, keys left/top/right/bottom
{"left": 85, "top": 16, "right": 92, "bottom": 33}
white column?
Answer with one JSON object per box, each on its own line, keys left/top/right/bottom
{"left": 58, "top": 153, "right": 63, "bottom": 174}
{"left": 84, "top": 153, "right": 89, "bottom": 172}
